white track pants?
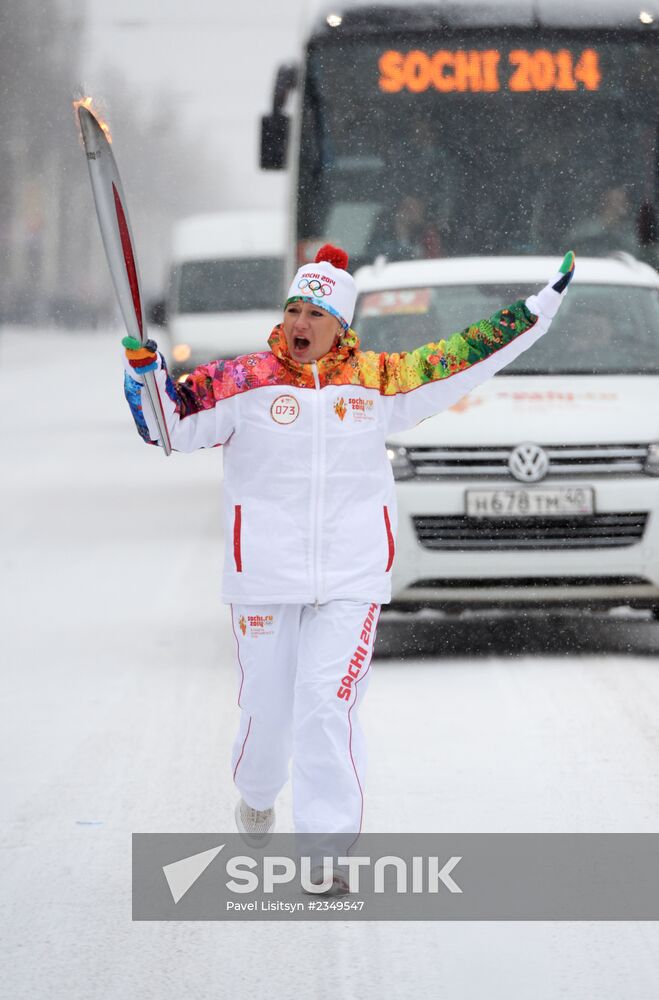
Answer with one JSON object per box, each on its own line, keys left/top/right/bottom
{"left": 230, "top": 601, "right": 380, "bottom": 838}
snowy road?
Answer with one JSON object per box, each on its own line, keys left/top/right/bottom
{"left": 2, "top": 328, "right": 659, "bottom": 999}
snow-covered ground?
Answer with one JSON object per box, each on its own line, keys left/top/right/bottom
{"left": 2, "top": 327, "right": 659, "bottom": 999}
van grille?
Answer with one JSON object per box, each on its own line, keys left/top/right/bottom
{"left": 413, "top": 513, "right": 648, "bottom": 550}
{"left": 408, "top": 444, "right": 648, "bottom": 479}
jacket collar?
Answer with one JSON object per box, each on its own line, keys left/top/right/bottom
{"left": 268, "top": 324, "right": 361, "bottom": 384}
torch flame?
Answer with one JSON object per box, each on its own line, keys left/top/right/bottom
{"left": 73, "top": 95, "right": 113, "bottom": 144}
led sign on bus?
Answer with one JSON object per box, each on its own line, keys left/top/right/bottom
{"left": 378, "top": 49, "right": 602, "bottom": 94}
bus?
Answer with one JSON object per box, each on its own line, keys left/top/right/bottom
{"left": 261, "top": 0, "right": 657, "bottom": 272}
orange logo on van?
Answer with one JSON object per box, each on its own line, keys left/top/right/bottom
{"left": 449, "top": 395, "right": 484, "bottom": 414}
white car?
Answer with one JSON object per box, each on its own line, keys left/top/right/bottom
{"left": 353, "top": 254, "right": 659, "bottom": 616}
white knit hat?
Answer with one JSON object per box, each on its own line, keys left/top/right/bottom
{"left": 285, "top": 244, "right": 356, "bottom": 329}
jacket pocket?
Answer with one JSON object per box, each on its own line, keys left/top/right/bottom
{"left": 383, "top": 505, "right": 395, "bottom": 572}
{"left": 233, "top": 504, "right": 243, "bottom": 572}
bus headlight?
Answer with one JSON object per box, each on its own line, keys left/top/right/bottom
{"left": 386, "top": 444, "right": 415, "bottom": 480}
{"left": 644, "top": 443, "right": 659, "bottom": 476}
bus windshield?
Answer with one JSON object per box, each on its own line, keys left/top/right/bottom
{"left": 297, "top": 32, "right": 657, "bottom": 270}
{"left": 354, "top": 283, "right": 659, "bottom": 375}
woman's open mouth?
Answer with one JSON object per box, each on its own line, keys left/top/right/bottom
{"left": 293, "top": 336, "right": 310, "bottom": 352}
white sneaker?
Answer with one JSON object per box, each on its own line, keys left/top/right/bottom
{"left": 303, "top": 865, "right": 350, "bottom": 897}
{"left": 234, "top": 799, "right": 275, "bottom": 848}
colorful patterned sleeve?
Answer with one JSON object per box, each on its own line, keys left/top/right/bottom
{"left": 377, "top": 299, "right": 551, "bottom": 434}
{"left": 123, "top": 353, "right": 236, "bottom": 451}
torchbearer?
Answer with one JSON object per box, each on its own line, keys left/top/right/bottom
{"left": 123, "top": 240, "right": 575, "bottom": 895}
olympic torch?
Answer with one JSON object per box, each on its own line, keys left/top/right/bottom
{"left": 75, "top": 99, "right": 172, "bottom": 455}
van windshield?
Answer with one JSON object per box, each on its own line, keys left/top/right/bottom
{"left": 355, "top": 283, "right": 659, "bottom": 374}
{"left": 174, "top": 257, "right": 285, "bottom": 313}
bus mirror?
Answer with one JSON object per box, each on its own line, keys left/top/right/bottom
{"left": 260, "top": 113, "right": 289, "bottom": 170}
{"left": 273, "top": 64, "right": 298, "bottom": 110}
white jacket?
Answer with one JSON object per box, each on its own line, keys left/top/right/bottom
{"left": 125, "top": 289, "right": 560, "bottom": 604}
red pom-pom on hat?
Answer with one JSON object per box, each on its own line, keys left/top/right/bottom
{"left": 315, "top": 244, "right": 349, "bottom": 270}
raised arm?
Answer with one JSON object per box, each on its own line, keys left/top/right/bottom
{"left": 380, "top": 253, "right": 575, "bottom": 434}
{"left": 123, "top": 339, "right": 236, "bottom": 452}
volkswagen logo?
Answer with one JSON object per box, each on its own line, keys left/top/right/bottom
{"left": 508, "top": 443, "right": 550, "bottom": 483}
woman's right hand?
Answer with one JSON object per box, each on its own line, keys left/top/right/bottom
{"left": 123, "top": 335, "right": 159, "bottom": 375}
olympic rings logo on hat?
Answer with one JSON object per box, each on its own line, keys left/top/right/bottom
{"left": 298, "top": 278, "right": 333, "bottom": 297}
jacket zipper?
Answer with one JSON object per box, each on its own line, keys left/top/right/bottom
{"left": 311, "top": 362, "right": 322, "bottom": 607}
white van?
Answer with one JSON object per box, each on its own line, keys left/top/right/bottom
{"left": 164, "top": 210, "right": 286, "bottom": 375}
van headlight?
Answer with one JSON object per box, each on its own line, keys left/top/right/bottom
{"left": 386, "top": 444, "right": 415, "bottom": 480}
{"left": 644, "top": 443, "right": 659, "bottom": 476}
{"left": 172, "top": 343, "right": 192, "bottom": 363}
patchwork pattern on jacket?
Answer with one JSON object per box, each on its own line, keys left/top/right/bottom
{"left": 144, "top": 299, "right": 538, "bottom": 422}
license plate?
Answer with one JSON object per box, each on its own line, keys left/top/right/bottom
{"left": 465, "top": 487, "right": 594, "bottom": 517}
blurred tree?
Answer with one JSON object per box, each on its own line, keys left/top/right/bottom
{"left": 0, "top": 0, "right": 222, "bottom": 327}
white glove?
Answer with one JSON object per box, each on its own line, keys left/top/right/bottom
{"left": 526, "top": 251, "right": 576, "bottom": 319}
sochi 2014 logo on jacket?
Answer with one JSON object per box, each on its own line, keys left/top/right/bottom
{"left": 270, "top": 394, "right": 300, "bottom": 424}
{"left": 334, "top": 395, "right": 375, "bottom": 423}
{"left": 334, "top": 398, "right": 347, "bottom": 421}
